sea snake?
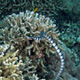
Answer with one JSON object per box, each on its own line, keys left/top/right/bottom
{"left": 27, "top": 31, "right": 64, "bottom": 80}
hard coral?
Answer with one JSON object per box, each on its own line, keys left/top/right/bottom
{"left": 2, "top": 10, "right": 58, "bottom": 56}
{"left": 0, "top": 45, "right": 24, "bottom": 80}
{"left": 2, "top": 10, "right": 64, "bottom": 80}
{"left": 1, "top": 10, "right": 63, "bottom": 80}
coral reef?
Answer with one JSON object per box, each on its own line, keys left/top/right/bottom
{"left": 0, "top": 0, "right": 28, "bottom": 20}
{"left": 45, "top": 41, "right": 80, "bottom": 80}
{"left": 58, "top": 0, "right": 80, "bottom": 21}
{"left": 2, "top": 10, "right": 58, "bottom": 57}
{"left": 27, "top": 31, "right": 65, "bottom": 80}
{"left": 0, "top": 0, "right": 80, "bottom": 64}
{"left": 0, "top": 0, "right": 80, "bottom": 23}
{"left": 0, "top": 45, "right": 24, "bottom": 80}
{"left": 1, "top": 10, "right": 61, "bottom": 80}
{"left": 0, "top": 44, "right": 46, "bottom": 80}
{"left": 0, "top": 0, "right": 80, "bottom": 79}
{"left": 60, "top": 22, "right": 80, "bottom": 65}
{"left": 0, "top": 0, "right": 61, "bottom": 20}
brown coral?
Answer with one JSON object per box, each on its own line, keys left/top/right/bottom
{"left": 2, "top": 10, "right": 59, "bottom": 56}
{"left": 1, "top": 10, "right": 60, "bottom": 79}
{"left": 0, "top": 45, "right": 24, "bottom": 80}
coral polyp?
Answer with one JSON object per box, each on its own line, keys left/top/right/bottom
{"left": 1, "top": 10, "right": 64, "bottom": 80}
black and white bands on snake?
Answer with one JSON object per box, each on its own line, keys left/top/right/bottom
{"left": 27, "top": 31, "right": 64, "bottom": 80}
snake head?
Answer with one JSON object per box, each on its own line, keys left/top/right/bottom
{"left": 40, "top": 31, "right": 45, "bottom": 39}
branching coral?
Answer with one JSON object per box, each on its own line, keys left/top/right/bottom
{"left": 28, "top": 31, "right": 65, "bottom": 80}
{"left": 2, "top": 10, "right": 59, "bottom": 55}
{"left": 0, "top": 0, "right": 80, "bottom": 80}
{"left": 1, "top": 10, "right": 64, "bottom": 80}
{"left": 0, "top": 45, "right": 24, "bottom": 80}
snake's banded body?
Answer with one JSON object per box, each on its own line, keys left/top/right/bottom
{"left": 27, "top": 31, "right": 64, "bottom": 80}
